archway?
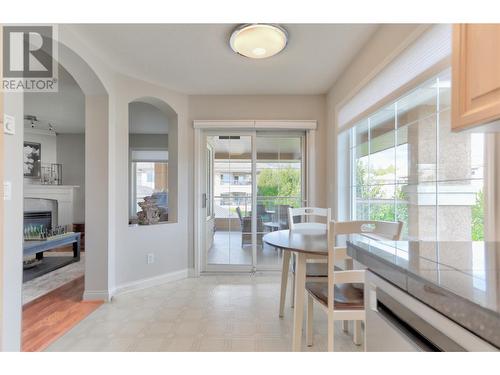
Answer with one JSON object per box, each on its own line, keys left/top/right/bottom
{"left": 1, "top": 34, "right": 111, "bottom": 351}
{"left": 128, "top": 97, "right": 178, "bottom": 224}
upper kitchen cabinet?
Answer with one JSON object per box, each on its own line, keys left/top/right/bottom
{"left": 452, "top": 24, "right": 500, "bottom": 131}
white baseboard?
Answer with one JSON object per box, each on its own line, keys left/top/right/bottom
{"left": 113, "top": 269, "right": 189, "bottom": 296}
{"left": 83, "top": 290, "right": 113, "bottom": 302}
{"left": 188, "top": 268, "right": 198, "bottom": 277}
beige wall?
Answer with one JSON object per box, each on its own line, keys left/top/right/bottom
{"left": 57, "top": 133, "right": 85, "bottom": 223}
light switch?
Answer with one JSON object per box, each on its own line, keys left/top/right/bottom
{"left": 3, "top": 181, "right": 12, "bottom": 201}
{"left": 3, "top": 115, "right": 15, "bottom": 135}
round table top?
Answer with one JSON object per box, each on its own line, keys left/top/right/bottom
{"left": 263, "top": 227, "right": 328, "bottom": 256}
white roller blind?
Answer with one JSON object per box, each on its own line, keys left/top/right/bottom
{"left": 131, "top": 149, "right": 168, "bottom": 162}
{"left": 338, "top": 24, "right": 452, "bottom": 129}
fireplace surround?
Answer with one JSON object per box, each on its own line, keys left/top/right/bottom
{"left": 23, "top": 198, "right": 58, "bottom": 229}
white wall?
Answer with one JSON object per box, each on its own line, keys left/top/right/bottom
{"left": 129, "top": 101, "right": 169, "bottom": 134}
{"left": 113, "top": 74, "right": 189, "bottom": 288}
{"left": 326, "top": 24, "right": 425, "bottom": 216}
{"left": 23, "top": 131, "right": 57, "bottom": 165}
{"left": 1, "top": 93, "right": 24, "bottom": 351}
{"left": 23, "top": 130, "right": 57, "bottom": 185}
{"left": 1, "top": 24, "right": 116, "bottom": 348}
{"left": 57, "top": 134, "right": 85, "bottom": 223}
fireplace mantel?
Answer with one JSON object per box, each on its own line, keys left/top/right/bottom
{"left": 24, "top": 185, "right": 80, "bottom": 226}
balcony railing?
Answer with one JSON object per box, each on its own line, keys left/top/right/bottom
{"left": 214, "top": 195, "right": 303, "bottom": 219}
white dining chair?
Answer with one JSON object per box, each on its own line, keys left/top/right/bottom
{"left": 288, "top": 207, "right": 329, "bottom": 231}
{"left": 305, "top": 220, "right": 403, "bottom": 351}
{"left": 279, "top": 207, "right": 330, "bottom": 318}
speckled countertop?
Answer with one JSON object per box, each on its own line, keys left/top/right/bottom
{"left": 347, "top": 236, "right": 500, "bottom": 349}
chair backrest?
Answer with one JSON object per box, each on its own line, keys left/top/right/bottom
{"left": 256, "top": 204, "right": 267, "bottom": 216}
{"left": 326, "top": 220, "right": 403, "bottom": 315}
{"left": 288, "top": 207, "right": 331, "bottom": 231}
{"left": 274, "top": 204, "right": 290, "bottom": 228}
{"left": 235, "top": 206, "right": 243, "bottom": 221}
{"left": 330, "top": 220, "right": 403, "bottom": 242}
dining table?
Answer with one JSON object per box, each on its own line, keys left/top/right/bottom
{"left": 263, "top": 225, "right": 329, "bottom": 351}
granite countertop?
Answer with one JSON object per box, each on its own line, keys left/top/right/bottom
{"left": 346, "top": 236, "right": 500, "bottom": 349}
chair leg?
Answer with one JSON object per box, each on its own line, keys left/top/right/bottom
{"left": 327, "top": 311, "right": 335, "bottom": 352}
{"left": 363, "top": 320, "right": 367, "bottom": 352}
{"left": 353, "top": 320, "right": 363, "bottom": 346}
{"left": 342, "top": 258, "right": 354, "bottom": 335}
{"left": 279, "top": 250, "right": 291, "bottom": 318}
{"left": 342, "top": 320, "right": 349, "bottom": 333}
{"left": 292, "top": 253, "right": 307, "bottom": 352}
{"left": 306, "top": 294, "right": 314, "bottom": 347}
{"left": 290, "top": 254, "right": 297, "bottom": 309}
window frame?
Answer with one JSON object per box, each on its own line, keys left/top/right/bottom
{"left": 342, "top": 68, "right": 487, "bottom": 242}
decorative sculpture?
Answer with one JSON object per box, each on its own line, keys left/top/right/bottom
{"left": 137, "top": 196, "right": 161, "bottom": 225}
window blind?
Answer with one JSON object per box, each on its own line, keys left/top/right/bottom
{"left": 131, "top": 149, "right": 168, "bottom": 162}
{"left": 338, "top": 24, "right": 452, "bottom": 130}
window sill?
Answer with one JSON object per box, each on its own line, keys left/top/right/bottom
{"left": 128, "top": 221, "right": 177, "bottom": 228}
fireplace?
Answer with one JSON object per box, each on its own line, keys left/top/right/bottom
{"left": 24, "top": 198, "right": 58, "bottom": 231}
{"left": 24, "top": 211, "right": 53, "bottom": 233}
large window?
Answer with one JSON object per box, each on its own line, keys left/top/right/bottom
{"left": 347, "top": 69, "right": 485, "bottom": 241}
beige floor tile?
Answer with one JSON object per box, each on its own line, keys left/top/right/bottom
{"left": 231, "top": 321, "right": 259, "bottom": 336}
{"left": 198, "top": 338, "right": 229, "bottom": 352}
{"left": 258, "top": 337, "right": 291, "bottom": 352}
{"left": 163, "top": 337, "right": 200, "bottom": 352}
{"left": 143, "top": 321, "right": 174, "bottom": 337}
{"left": 172, "top": 320, "right": 206, "bottom": 337}
{"left": 229, "top": 338, "right": 258, "bottom": 352}
{"left": 131, "top": 338, "right": 168, "bottom": 352}
{"left": 45, "top": 274, "right": 363, "bottom": 352}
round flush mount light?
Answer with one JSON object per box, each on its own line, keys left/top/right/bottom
{"left": 230, "top": 24, "right": 288, "bottom": 59}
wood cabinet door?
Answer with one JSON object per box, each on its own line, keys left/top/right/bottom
{"left": 452, "top": 24, "right": 500, "bottom": 131}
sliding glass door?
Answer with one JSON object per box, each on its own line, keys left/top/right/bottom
{"left": 206, "top": 134, "right": 254, "bottom": 269}
{"left": 202, "top": 131, "right": 305, "bottom": 271}
{"left": 256, "top": 134, "right": 304, "bottom": 269}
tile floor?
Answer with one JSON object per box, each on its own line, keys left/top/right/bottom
{"left": 45, "top": 274, "right": 363, "bottom": 352}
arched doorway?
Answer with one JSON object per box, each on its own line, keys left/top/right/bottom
{"left": 1, "top": 34, "right": 112, "bottom": 351}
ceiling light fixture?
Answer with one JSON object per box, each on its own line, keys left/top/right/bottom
{"left": 230, "top": 24, "right": 288, "bottom": 59}
{"left": 25, "top": 115, "right": 38, "bottom": 128}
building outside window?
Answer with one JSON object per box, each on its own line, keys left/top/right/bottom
{"left": 134, "top": 161, "right": 168, "bottom": 212}
{"left": 130, "top": 149, "right": 169, "bottom": 222}
{"left": 345, "top": 68, "right": 485, "bottom": 242}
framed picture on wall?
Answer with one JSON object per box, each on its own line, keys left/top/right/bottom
{"left": 24, "top": 141, "right": 41, "bottom": 178}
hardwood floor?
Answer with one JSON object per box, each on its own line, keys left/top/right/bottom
{"left": 22, "top": 276, "right": 103, "bottom": 352}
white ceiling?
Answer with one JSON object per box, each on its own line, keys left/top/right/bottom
{"left": 24, "top": 24, "right": 379, "bottom": 132}
{"left": 71, "top": 24, "right": 379, "bottom": 95}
